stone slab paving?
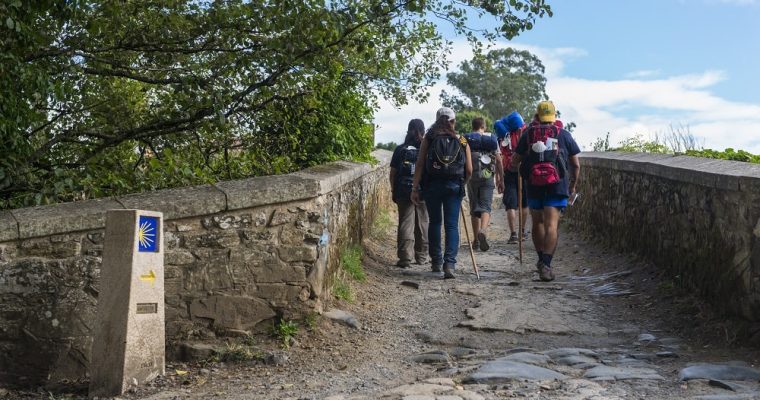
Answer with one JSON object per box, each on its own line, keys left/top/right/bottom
{"left": 110, "top": 208, "right": 760, "bottom": 400}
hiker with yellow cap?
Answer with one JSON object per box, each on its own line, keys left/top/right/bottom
{"left": 510, "top": 101, "right": 581, "bottom": 282}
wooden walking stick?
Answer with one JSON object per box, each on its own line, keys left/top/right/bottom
{"left": 518, "top": 177, "right": 524, "bottom": 264}
{"left": 460, "top": 207, "right": 480, "bottom": 280}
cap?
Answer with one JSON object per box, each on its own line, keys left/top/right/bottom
{"left": 436, "top": 107, "right": 456, "bottom": 122}
{"left": 536, "top": 101, "right": 556, "bottom": 123}
{"left": 505, "top": 111, "right": 524, "bottom": 132}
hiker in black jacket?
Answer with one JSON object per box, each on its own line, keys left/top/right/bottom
{"left": 390, "top": 119, "right": 429, "bottom": 268}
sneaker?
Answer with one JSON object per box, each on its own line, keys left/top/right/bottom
{"left": 507, "top": 232, "right": 518, "bottom": 244}
{"left": 415, "top": 256, "right": 428, "bottom": 265}
{"left": 443, "top": 264, "right": 455, "bottom": 279}
{"left": 523, "top": 231, "right": 530, "bottom": 241}
{"left": 396, "top": 260, "right": 411, "bottom": 269}
{"left": 538, "top": 265, "right": 555, "bottom": 282}
{"left": 472, "top": 240, "right": 480, "bottom": 250}
{"left": 478, "top": 232, "right": 489, "bottom": 251}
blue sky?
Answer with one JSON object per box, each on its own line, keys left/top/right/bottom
{"left": 374, "top": 0, "right": 760, "bottom": 152}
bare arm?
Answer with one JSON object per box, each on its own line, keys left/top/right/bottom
{"left": 464, "top": 144, "right": 473, "bottom": 182}
{"left": 494, "top": 152, "right": 504, "bottom": 193}
{"left": 569, "top": 155, "right": 580, "bottom": 194}
{"left": 494, "top": 152, "right": 504, "bottom": 181}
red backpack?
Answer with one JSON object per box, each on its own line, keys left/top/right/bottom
{"left": 524, "top": 124, "right": 561, "bottom": 186}
{"left": 499, "top": 130, "right": 522, "bottom": 171}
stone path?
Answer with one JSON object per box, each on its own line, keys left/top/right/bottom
{"left": 96, "top": 207, "right": 760, "bottom": 400}
{"left": 312, "top": 207, "right": 760, "bottom": 400}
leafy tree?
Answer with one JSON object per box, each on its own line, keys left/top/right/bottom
{"left": 442, "top": 48, "right": 547, "bottom": 121}
{"left": 1, "top": 0, "right": 553, "bottom": 209}
{"left": 453, "top": 110, "right": 493, "bottom": 136}
{"left": 375, "top": 142, "right": 398, "bottom": 151}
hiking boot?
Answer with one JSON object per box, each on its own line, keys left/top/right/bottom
{"left": 431, "top": 263, "right": 443, "bottom": 273}
{"left": 472, "top": 240, "right": 480, "bottom": 250}
{"left": 538, "top": 265, "right": 555, "bottom": 282}
{"left": 443, "top": 264, "right": 455, "bottom": 279}
{"left": 507, "top": 232, "right": 518, "bottom": 244}
{"left": 478, "top": 231, "right": 489, "bottom": 251}
{"left": 396, "top": 260, "right": 411, "bottom": 269}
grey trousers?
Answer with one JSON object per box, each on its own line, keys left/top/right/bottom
{"left": 397, "top": 199, "right": 429, "bottom": 263}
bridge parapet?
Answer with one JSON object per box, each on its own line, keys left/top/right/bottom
{"left": 0, "top": 150, "right": 391, "bottom": 386}
{"left": 567, "top": 152, "right": 760, "bottom": 321}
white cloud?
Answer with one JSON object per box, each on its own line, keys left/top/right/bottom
{"left": 373, "top": 40, "right": 587, "bottom": 145}
{"left": 625, "top": 69, "right": 661, "bottom": 79}
{"left": 374, "top": 40, "right": 760, "bottom": 153}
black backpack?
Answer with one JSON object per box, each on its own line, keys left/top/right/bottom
{"left": 393, "top": 144, "right": 418, "bottom": 203}
{"left": 425, "top": 134, "right": 466, "bottom": 181}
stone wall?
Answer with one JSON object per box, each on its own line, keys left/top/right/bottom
{"left": 0, "top": 150, "right": 392, "bottom": 386}
{"left": 565, "top": 152, "right": 760, "bottom": 321}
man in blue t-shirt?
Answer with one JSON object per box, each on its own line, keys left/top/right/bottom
{"left": 511, "top": 101, "right": 581, "bottom": 282}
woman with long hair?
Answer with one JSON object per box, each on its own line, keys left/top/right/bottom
{"left": 411, "top": 108, "right": 472, "bottom": 279}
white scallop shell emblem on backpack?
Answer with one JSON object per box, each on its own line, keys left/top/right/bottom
{"left": 531, "top": 141, "right": 547, "bottom": 153}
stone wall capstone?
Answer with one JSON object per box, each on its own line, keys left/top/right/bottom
{"left": 0, "top": 150, "right": 392, "bottom": 387}
{"left": 565, "top": 152, "right": 760, "bottom": 322}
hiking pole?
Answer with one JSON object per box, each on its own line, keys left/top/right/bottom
{"left": 460, "top": 206, "right": 480, "bottom": 280}
{"left": 517, "top": 176, "right": 524, "bottom": 264}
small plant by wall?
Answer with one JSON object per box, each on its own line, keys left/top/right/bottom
{"left": 340, "top": 244, "right": 365, "bottom": 282}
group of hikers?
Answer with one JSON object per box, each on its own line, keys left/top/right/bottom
{"left": 389, "top": 101, "right": 581, "bottom": 281}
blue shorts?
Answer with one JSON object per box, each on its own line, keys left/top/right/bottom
{"left": 527, "top": 195, "right": 567, "bottom": 210}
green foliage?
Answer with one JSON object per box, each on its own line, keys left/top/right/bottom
{"left": 340, "top": 244, "right": 366, "bottom": 282}
{"left": 332, "top": 276, "right": 354, "bottom": 302}
{"left": 686, "top": 148, "right": 760, "bottom": 163}
{"left": 453, "top": 110, "right": 494, "bottom": 136}
{"left": 375, "top": 142, "right": 398, "bottom": 151}
{"left": 616, "top": 134, "right": 670, "bottom": 154}
{"left": 592, "top": 133, "right": 612, "bottom": 152}
{"left": 442, "top": 48, "right": 547, "bottom": 121}
{"left": 1, "top": 0, "right": 553, "bottom": 209}
{"left": 272, "top": 319, "right": 299, "bottom": 349}
{"left": 592, "top": 128, "right": 760, "bottom": 164}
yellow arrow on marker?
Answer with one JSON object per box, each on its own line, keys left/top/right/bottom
{"left": 139, "top": 270, "right": 156, "bottom": 285}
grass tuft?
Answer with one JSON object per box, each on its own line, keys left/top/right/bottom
{"left": 340, "top": 244, "right": 365, "bottom": 282}
{"left": 332, "top": 276, "right": 354, "bottom": 302}
{"left": 272, "top": 319, "right": 299, "bottom": 349}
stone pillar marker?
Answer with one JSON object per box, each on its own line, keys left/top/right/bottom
{"left": 89, "top": 210, "right": 165, "bottom": 398}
